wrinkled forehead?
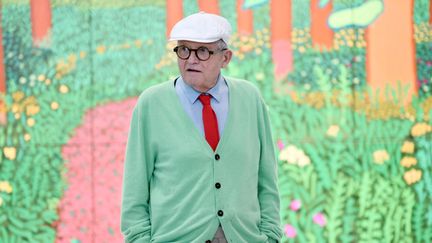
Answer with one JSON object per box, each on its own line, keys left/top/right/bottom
{"left": 177, "top": 40, "right": 220, "bottom": 49}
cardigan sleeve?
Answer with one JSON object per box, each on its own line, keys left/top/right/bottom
{"left": 121, "top": 104, "right": 154, "bottom": 243}
{"left": 257, "top": 97, "right": 283, "bottom": 242}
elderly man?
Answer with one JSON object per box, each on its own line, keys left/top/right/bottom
{"left": 121, "top": 12, "right": 282, "bottom": 243}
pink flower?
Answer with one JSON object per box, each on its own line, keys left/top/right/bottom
{"left": 284, "top": 224, "right": 297, "bottom": 238}
{"left": 313, "top": 213, "right": 327, "bottom": 227}
{"left": 277, "top": 140, "right": 285, "bottom": 151}
{"left": 290, "top": 199, "right": 301, "bottom": 211}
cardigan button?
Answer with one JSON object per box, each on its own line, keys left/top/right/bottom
{"left": 217, "top": 210, "right": 224, "bottom": 217}
{"left": 215, "top": 154, "right": 220, "bottom": 160}
{"left": 215, "top": 183, "right": 221, "bottom": 189}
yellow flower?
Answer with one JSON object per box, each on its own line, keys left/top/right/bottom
{"left": 24, "top": 133, "right": 31, "bottom": 142}
{"left": 0, "top": 181, "right": 13, "bottom": 193}
{"left": 3, "top": 147, "right": 16, "bottom": 160}
{"left": 0, "top": 196, "right": 3, "bottom": 206}
{"left": 96, "top": 45, "right": 106, "bottom": 54}
{"left": 297, "top": 155, "right": 311, "bottom": 167}
{"left": 279, "top": 145, "right": 311, "bottom": 167}
{"left": 51, "top": 101, "right": 59, "bottom": 110}
{"left": 401, "top": 141, "right": 415, "bottom": 154}
{"left": 26, "top": 104, "right": 40, "bottom": 116}
{"left": 404, "top": 169, "right": 422, "bottom": 185}
{"left": 135, "top": 40, "right": 142, "bottom": 48}
{"left": 12, "top": 91, "right": 25, "bottom": 102}
{"left": 373, "top": 150, "right": 389, "bottom": 164}
{"left": 122, "top": 43, "right": 131, "bottom": 49}
{"left": 255, "top": 72, "right": 265, "bottom": 81}
{"left": 240, "top": 44, "right": 253, "bottom": 53}
{"left": 400, "top": 156, "right": 417, "bottom": 168}
{"left": 59, "top": 84, "right": 69, "bottom": 94}
{"left": 27, "top": 118, "right": 36, "bottom": 127}
{"left": 326, "top": 125, "right": 340, "bottom": 137}
{"left": 37, "top": 74, "right": 46, "bottom": 81}
{"left": 411, "top": 123, "right": 432, "bottom": 137}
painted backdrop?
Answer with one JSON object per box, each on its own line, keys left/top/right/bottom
{"left": 0, "top": 0, "right": 431, "bottom": 242}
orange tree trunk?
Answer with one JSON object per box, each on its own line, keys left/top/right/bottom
{"left": 366, "top": 0, "right": 417, "bottom": 104}
{"left": 430, "top": 0, "right": 432, "bottom": 25}
{"left": 310, "top": 0, "right": 333, "bottom": 50}
{"left": 166, "top": 0, "right": 184, "bottom": 38}
{"left": 236, "top": 0, "right": 253, "bottom": 35}
{"left": 270, "top": 0, "right": 292, "bottom": 81}
{"left": 30, "top": 0, "right": 52, "bottom": 46}
{"left": 0, "top": 1, "right": 6, "bottom": 93}
{"left": 198, "top": 0, "right": 220, "bottom": 15}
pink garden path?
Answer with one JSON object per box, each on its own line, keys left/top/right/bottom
{"left": 56, "top": 97, "right": 137, "bottom": 243}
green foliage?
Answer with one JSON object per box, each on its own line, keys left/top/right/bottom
{"left": 292, "top": 0, "right": 311, "bottom": 28}
{"left": 0, "top": 3, "right": 169, "bottom": 241}
{"left": 252, "top": 3, "right": 270, "bottom": 31}
{"left": 219, "top": 0, "right": 237, "bottom": 33}
{"left": 416, "top": 43, "right": 432, "bottom": 97}
{"left": 287, "top": 47, "right": 365, "bottom": 92}
{"left": 332, "top": 0, "right": 366, "bottom": 11}
{"left": 224, "top": 46, "right": 275, "bottom": 100}
{"left": 413, "top": 0, "right": 431, "bottom": 24}
{"left": 412, "top": 134, "right": 432, "bottom": 243}
{"left": 182, "top": 0, "right": 199, "bottom": 17}
{"left": 273, "top": 87, "right": 417, "bottom": 242}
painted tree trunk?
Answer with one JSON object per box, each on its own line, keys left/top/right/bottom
{"left": 366, "top": 0, "right": 417, "bottom": 103}
{"left": 237, "top": 0, "right": 253, "bottom": 36}
{"left": 430, "top": 0, "right": 432, "bottom": 25}
{"left": 166, "top": 0, "right": 184, "bottom": 38}
{"left": 198, "top": 0, "right": 220, "bottom": 15}
{"left": 310, "top": 0, "right": 333, "bottom": 50}
{"left": 30, "top": 0, "right": 52, "bottom": 46}
{"left": 270, "top": 0, "right": 292, "bottom": 81}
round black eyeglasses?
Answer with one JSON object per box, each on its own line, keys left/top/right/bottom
{"left": 173, "top": 45, "right": 227, "bottom": 61}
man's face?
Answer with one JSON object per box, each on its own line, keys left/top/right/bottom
{"left": 176, "top": 40, "right": 232, "bottom": 92}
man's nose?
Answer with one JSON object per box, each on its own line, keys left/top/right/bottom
{"left": 186, "top": 51, "right": 200, "bottom": 63}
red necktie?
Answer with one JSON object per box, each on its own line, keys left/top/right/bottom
{"left": 198, "top": 94, "right": 220, "bottom": 151}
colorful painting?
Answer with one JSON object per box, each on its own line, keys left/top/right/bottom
{"left": 0, "top": 0, "right": 431, "bottom": 242}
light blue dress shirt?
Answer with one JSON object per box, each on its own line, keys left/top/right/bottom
{"left": 174, "top": 74, "right": 229, "bottom": 137}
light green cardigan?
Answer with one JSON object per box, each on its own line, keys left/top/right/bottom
{"left": 121, "top": 77, "right": 282, "bottom": 243}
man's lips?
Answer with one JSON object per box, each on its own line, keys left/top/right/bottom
{"left": 186, "top": 68, "right": 201, "bottom": 72}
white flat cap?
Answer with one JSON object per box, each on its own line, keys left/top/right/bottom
{"left": 169, "top": 12, "right": 232, "bottom": 44}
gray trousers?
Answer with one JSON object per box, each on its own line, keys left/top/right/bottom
{"left": 211, "top": 226, "right": 227, "bottom": 243}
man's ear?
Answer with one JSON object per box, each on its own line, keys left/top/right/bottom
{"left": 221, "top": 50, "right": 233, "bottom": 68}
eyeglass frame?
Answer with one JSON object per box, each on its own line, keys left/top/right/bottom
{"left": 173, "top": 45, "right": 228, "bottom": 61}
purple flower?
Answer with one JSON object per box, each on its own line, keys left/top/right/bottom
{"left": 313, "top": 213, "right": 327, "bottom": 227}
{"left": 290, "top": 199, "right": 301, "bottom": 211}
{"left": 284, "top": 224, "right": 297, "bottom": 238}
{"left": 277, "top": 140, "right": 285, "bottom": 151}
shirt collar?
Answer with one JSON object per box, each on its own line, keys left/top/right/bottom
{"left": 177, "top": 74, "right": 225, "bottom": 104}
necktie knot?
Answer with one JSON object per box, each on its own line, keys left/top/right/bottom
{"left": 198, "top": 94, "right": 211, "bottom": 106}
